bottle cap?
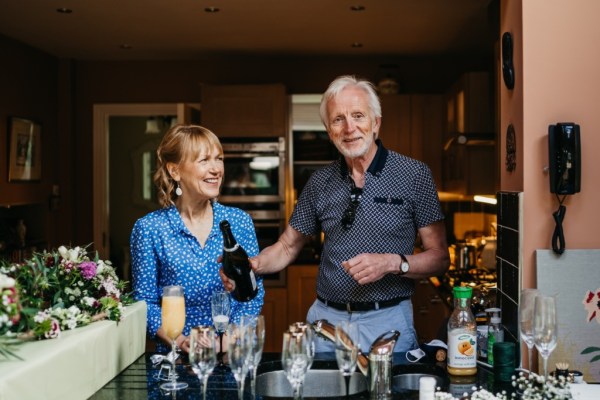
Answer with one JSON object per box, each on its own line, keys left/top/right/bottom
{"left": 485, "top": 308, "right": 502, "bottom": 324}
{"left": 453, "top": 286, "right": 473, "bottom": 298}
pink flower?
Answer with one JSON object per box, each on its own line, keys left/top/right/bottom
{"left": 45, "top": 318, "right": 61, "bottom": 339}
{"left": 583, "top": 288, "right": 600, "bottom": 323}
{"left": 78, "top": 261, "right": 97, "bottom": 280}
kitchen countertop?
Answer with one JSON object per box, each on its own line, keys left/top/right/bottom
{"left": 90, "top": 352, "right": 516, "bottom": 400}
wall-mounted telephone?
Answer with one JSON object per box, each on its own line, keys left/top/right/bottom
{"left": 548, "top": 123, "right": 581, "bottom": 194}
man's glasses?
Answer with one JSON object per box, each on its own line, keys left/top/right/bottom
{"left": 342, "top": 186, "right": 363, "bottom": 230}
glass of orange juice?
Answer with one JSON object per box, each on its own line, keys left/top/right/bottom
{"left": 161, "top": 285, "right": 188, "bottom": 391}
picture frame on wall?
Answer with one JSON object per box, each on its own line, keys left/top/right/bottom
{"left": 8, "top": 117, "right": 42, "bottom": 182}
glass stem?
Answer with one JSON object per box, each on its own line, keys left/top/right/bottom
{"left": 251, "top": 367, "right": 257, "bottom": 396}
{"left": 344, "top": 374, "right": 350, "bottom": 397}
{"left": 171, "top": 339, "right": 177, "bottom": 386}
{"left": 293, "top": 382, "right": 303, "bottom": 400}
{"left": 543, "top": 357, "right": 548, "bottom": 379}
{"left": 202, "top": 377, "right": 209, "bottom": 400}
{"left": 527, "top": 345, "right": 533, "bottom": 375}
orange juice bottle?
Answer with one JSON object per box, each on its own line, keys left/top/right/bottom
{"left": 447, "top": 286, "right": 477, "bottom": 376}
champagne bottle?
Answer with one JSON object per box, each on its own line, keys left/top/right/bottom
{"left": 219, "top": 220, "right": 258, "bottom": 302}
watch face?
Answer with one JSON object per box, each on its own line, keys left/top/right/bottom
{"left": 401, "top": 261, "right": 409, "bottom": 273}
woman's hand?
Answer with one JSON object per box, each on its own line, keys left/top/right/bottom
{"left": 175, "top": 334, "right": 190, "bottom": 353}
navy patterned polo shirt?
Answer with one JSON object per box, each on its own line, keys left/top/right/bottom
{"left": 289, "top": 140, "right": 444, "bottom": 303}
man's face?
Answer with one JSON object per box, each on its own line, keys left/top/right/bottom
{"left": 326, "top": 87, "right": 381, "bottom": 159}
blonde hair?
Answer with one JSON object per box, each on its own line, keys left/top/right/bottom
{"left": 154, "top": 124, "right": 223, "bottom": 207}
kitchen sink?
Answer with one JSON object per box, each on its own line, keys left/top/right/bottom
{"left": 254, "top": 359, "right": 448, "bottom": 398}
{"left": 255, "top": 370, "right": 367, "bottom": 397}
{"left": 255, "top": 360, "right": 367, "bottom": 397}
{"left": 392, "top": 363, "right": 449, "bottom": 392}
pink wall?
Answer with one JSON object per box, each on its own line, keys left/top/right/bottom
{"left": 501, "top": 0, "right": 600, "bottom": 289}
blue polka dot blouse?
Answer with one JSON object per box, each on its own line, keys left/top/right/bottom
{"left": 130, "top": 201, "right": 264, "bottom": 344}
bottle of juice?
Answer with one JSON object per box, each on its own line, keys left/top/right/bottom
{"left": 447, "top": 286, "right": 477, "bottom": 376}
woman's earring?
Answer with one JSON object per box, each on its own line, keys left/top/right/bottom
{"left": 175, "top": 183, "right": 183, "bottom": 196}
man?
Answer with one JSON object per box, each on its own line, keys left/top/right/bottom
{"left": 225, "top": 75, "right": 449, "bottom": 353}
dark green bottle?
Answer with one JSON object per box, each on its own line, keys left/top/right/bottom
{"left": 219, "top": 220, "right": 258, "bottom": 302}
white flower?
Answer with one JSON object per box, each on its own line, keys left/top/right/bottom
{"left": 0, "top": 273, "right": 15, "bottom": 290}
{"left": 58, "top": 246, "right": 81, "bottom": 262}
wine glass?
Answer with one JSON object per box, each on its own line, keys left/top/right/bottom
{"left": 519, "top": 288, "right": 540, "bottom": 373}
{"left": 160, "top": 285, "right": 188, "bottom": 391}
{"left": 211, "top": 290, "right": 231, "bottom": 364}
{"left": 189, "top": 326, "right": 217, "bottom": 400}
{"left": 227, "top": 323, "right": 252, "bottom": 400}
{"left": 533, "top": 294, "right": 558, "bottom": 379}
{"left": 281, "top": 331, "right": 310, "bottom": 400}
{"left": 240, "top": 315, "right": 265, "bottom": 396}
{"left": 289, "top": 322, "right": 315, "bottom": 369}
{"left": 335, "top": 321, "right": 359, "bottom": 397}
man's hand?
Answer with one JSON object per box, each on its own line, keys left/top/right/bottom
{"left": 342, "top": 253, "right": 399, "bottom": 284}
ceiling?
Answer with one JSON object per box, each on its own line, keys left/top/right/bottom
{"left": 0, "top": 0, "right": 497, "bottom": 61}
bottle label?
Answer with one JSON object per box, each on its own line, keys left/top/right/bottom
{"left": 249, "top": 270, "right": 257, "bottom": 291}
{"left": 448, "top": 331, "right": 477, "bottom": 368}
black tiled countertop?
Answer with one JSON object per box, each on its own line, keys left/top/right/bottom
{"left": 90, "top": 352, "right": 515, "bottom": 400}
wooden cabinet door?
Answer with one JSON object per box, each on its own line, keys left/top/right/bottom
{"left": 379, "top": 94, "right": 410, "bottom": 155}
{"left": 287, "top": 264, "right": 318, "bottom": 324}
{"left": 412, "top": 279, "right": 451, "bottom": 343}
{"left": 262, "top": 287, "right": 287, "bottom": 352}
{"left": 201, "top": 84, "right": 287, "bottom": 137}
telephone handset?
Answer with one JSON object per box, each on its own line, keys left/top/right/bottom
{"left": 548, "top": 123, "right": 581, "bottom": 195}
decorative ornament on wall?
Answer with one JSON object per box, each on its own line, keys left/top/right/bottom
{"left": 506, "top": 124, "right": 516, "bottom": 172}
{"left": 502, "top": 32, "right": 515, "bottom": 90}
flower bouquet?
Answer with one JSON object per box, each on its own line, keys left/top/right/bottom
{"left": 0, "top": 244, "right": 133, "bottom": 358}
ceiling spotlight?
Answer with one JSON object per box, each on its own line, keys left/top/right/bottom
{"left": 119, "top": 44, "right": 133, "bottom": 50}
{"left": 351, "top": 42, "right": 363, "bottom": 48}
{"left": 350, "top": 5, "right": 365, "bottom": 12}
{"left": 56, "top": 8, "right": 72, "bottom": 14}
{"left": 204, "top": 7, "right": 220, "bottom": 13}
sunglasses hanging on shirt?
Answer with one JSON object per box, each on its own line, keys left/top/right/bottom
{"left": 342, "top": 184, "right": 363, "bottom": 230}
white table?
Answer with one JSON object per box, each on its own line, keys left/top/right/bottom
{"left": 0, "top": 301, "right": 147, "bottom": 400}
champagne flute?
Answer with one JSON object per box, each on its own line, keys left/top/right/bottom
{"left": 282, "top": 331, "right": 310, "bottom": 400}
{"left": 211, "top": 290, "right": 231, "bottom": 364}
{"left": 240, "top": 315, "right": 265, "bottom": 396}
{"left": 189, "top": 326, "right": 217, "bottom": 400}
{"left": 519, "top": 288, "right": 540, "bottom": 373}
{"left": 533, "top": 294, "right": 558, "bottom": 379}
{"left": 289, "top": 322, "right": 315, "bottom": 370}
{"left": 335, "top": 321, "right": 359, "bottom": 397}
{"left": 227, "top": 323, "right": 252, "bottom": 400}
{"left": 160, "top": 285, "right": 188, "bottom": 391}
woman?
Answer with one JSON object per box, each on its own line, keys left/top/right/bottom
{"left": 131, "top": 124, "right": 264, "bottom": 353}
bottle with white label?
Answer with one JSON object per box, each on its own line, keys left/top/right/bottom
{"left": 219, "top": 220, "right": 258, "bottom": 302}
{"left": 447, "top": 286, "right": 477, "bottom": 376}
{"left": 486, "top": 307, "right": 504, "bottom": 366}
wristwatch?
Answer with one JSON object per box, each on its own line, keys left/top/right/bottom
{"left": 399, "top": 254, "right": 410, "bottom": 275}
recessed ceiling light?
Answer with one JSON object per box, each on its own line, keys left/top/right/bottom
{"left": 120, "top": 44, "right": 133, "bottom": 50}
{"left": 350, "top": 5, "right": 365, "bottom": 12}
{"left": 56, "top": 8, "right": 72, "bottom": 14}
{"left": 351, "top": 42, "right": 363, "bottom": 48}
{"left": 205, "top": 7, "right": 220, "bottom": 13}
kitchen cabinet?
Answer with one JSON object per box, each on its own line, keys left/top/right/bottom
{"left": 412, "top": 278, "right": 451, "bottom": 343}
{"left": 378, "top": 94, "right": 444, "bottom": 188}
{"left": 262, "top": 287, "right": 288, "bottom": 352}
{"left": 445, "top": 72, "right": 493, "bottom": 135}
{"left": 201, "top": 83, "right": 287, "bottom": 137}
{"left": 442, "top": 72, "right": 497, "bottom": 195}
{"left": 262, "top": 264, "right": 317, "bottom": 352}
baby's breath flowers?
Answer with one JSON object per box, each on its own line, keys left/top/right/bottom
{"left": 433, "top": 371, "right": 573, "bottom": 400}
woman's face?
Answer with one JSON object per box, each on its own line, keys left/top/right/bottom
{"left": 174, "top": 145, "right": 224, "bottom": 201}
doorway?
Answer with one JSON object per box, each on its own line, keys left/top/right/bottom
{"left": 92, "top": 103, "right": 199, "bottom": 278}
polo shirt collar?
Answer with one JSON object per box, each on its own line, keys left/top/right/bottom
{"left": 339, "top": 139, "right": 388, "bottom": 179}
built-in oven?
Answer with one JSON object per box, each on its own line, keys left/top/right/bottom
{"left": 219, "top": 137, "right": 286, "bottom": 286}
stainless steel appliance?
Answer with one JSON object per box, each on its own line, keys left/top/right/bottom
{"left": 219, "top": 137, "right": 286, "bottom": 286}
